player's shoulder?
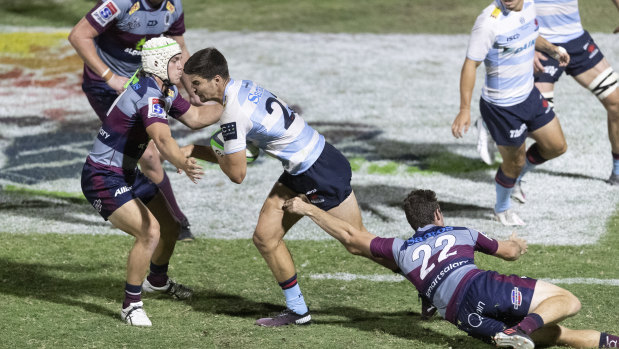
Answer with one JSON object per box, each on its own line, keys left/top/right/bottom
{"left": 166, "top": 0, "right": 184, "bottom": 13}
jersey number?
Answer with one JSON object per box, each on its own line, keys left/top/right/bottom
{"left": 411, "top": 234, "right": 457, "bottom": 280}
{"left": 265, "top": 97, "right": 295, "bottom": 130}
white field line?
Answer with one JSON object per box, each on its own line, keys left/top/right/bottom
{"left": 310, "top": 273, "right": 619, "bottom": 286}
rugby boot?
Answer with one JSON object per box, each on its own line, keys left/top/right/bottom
{"left": 255, "top": 308, "right": 311, "bottom": 327}
{"left": 494, "top": 326, "right": 534, "bottom": 349}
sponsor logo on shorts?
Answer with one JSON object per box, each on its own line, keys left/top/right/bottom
{"left": 114, "top": 186, "right": 132, "bottom": 197}
{"left": 584, "top": 42, "right": 599, "bottom": 60}
{"left": 511, "top": 287, "right": 522, "bottom": 310}
{"left": 509, "top": 123, "right": 527, "bottom": 138}
{"left": 221, "top": 122, "right": 238, "bottom": 141}
{"left": 93, "top": 199, "right": 102, "bottom": 213}
{"left": 544, "top": 65, "right": 558, "bottom": 77}
{"left": 91, "top": 0, "right": 119, "bottom": 27}
{"left": 306, "top": 189, "right": 325, "bottom": 205}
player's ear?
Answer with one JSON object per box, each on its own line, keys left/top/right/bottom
{"left": 433, "top": 208, "right": 444, "bottom": 225}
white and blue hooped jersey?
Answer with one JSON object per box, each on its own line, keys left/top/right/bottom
{"left": 534, "top": 0, "right": 584, "bottom": 44}
{"left": 467, "top": 0, "right": 539, "bottom": 106}
{"left": 219, "top": 79, "right": 325, "bottom": 175}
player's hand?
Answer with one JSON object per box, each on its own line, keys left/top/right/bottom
{"left": 106, "top": 75, "right": 129, "bottom": 94}
{"left": 509, "top": 232, "right": 528, "bottom": 256}
{"left": 179, "top": 144, "right": 194, "bottom": 158}
{"left": 282, "top": 196, "right": 311, "bottom": 216}
{"left": 180, "top": 157, "right": 204, "bottom": 183}
{"left": 550, "top": 46, "right": 569, "bottom": 67}
{"left": 451, "top": 109, "right": 471, "bottom": 138}
{"left": 533, "top": 51, "right": 547, "bottom": 75}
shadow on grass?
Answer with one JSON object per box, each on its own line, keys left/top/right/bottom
{"left": 187, "top": 289, "right": 483, "bottom": 348}
{"left": 0, "top": 259, "right": 119, "bottom": 320}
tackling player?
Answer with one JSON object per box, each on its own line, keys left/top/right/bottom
{"left": 181, "top": 47, "right": 399, "bottom": 327}
{"left": 69, "top": 0, "right": 199, "bottom": 241}
{"left": 452, "top": 0, "right": 570, "bottom": 226}
{"left": 81, "top": 37, "right": 221, "bottom": 326}
{"left": 533, "top": 0, "right": 619, "bottom": 186}
{"left": 283, "top": 189, "right": 619, "bottom": 349}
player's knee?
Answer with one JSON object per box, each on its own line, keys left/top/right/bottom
{"left": 565, "top": 291, "right": 581, "bottom": 315}
{"left": 252, "top": 232, "right": 277, "bottom": 253}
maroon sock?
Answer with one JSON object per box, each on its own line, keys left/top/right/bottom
{"left": 146, "top": 262, "right": 169, "bottom": 287}
{"left": 517, "top": 313, "right": 544, "bottom": 335}
{"left": 156, "top": 172, "right": 188, "bottom": 225}
{"left": 123, "top": 283, "right": 142, "bottom": 308}
{"left": 600, "top": 332, "right": 619, "bottom": 348}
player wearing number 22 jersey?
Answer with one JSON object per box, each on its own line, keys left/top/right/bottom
{"left": 371, "top": 224, "right": 537, "bottom": 341}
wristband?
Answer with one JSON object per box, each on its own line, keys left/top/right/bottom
{"left": 101, "top": 68, "right": 114, "bottom": 82}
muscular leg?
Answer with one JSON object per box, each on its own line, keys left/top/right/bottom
{"left": 253, "top": 182, "right": 302, "bottom": 283}
{"left": 147, "top": 192, "right": 181, "bottom": 265}
{"left": 108, "top": 199, "right": 161, "bottom": 286}
{"left": 528, "top": 117, "right": 568, "bottom": 161}
{"left": 573, "top": 58, "right": 619, "bottom": 154}
{"left": 532, "top": 324, "right": 602, "bottom": 348}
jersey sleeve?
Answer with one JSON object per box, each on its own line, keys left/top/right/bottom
{"left": 165, "top": 12, "right": 186, "bottom": 36}
{"left": 466, "top": 12, "right": 496, "bottom": 62}
{"left": 219, "top": 113, "right": 252, "bottom": 155}
{"left": 138, "top": 96, "right": 170, "bottom": 129}
{"left": 470, "top": 229, "right": 499, "bottom": 255}
{"left": 369, "top": 237, "right": 396, "bottom": 260}
{"left": 85, "top": 0, "right": 127, "bottom": 34}
{"left": 168, "top": 93, "right": 191, "bottom": 120}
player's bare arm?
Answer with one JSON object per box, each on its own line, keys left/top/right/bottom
{"left": 452, "top": 58, "right": 482, "bottom": 138}
{"left": 218, "top": 150, "right": 247, "bottom": 184}
{"left": 68, "top": 18, "right": 128, "bottom": 94}
{"left": 177, "top": 102, "right": 224, "bottom": 130}
{"left": 283, "top": 197, "right": 376, "bottom": 258}
{"left": 494, "top": 232, "right": 528, "bottom": 261}
{"left": 181, "top": 144, "right": 219, "bottom": 164}
{"left": 535, "top": 36, "right": 570, "bottom": 67}
{"left": 146, "top": 122, "right": 203, "bottom": 183}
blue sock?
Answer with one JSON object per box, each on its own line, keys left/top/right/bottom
{"left": 612, "top": 153, "right": 619, "bottom": 175}
{"left": 279, "top": 274, "right": 308, "bottom": 315}
{"left": 517, "top": 157, "right": 536, "bottom": 182}
{"left": 495, "top": 168, "right": 516, "bottom": 213}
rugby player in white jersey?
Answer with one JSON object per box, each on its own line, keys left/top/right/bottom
{"left": 282, "top": 189, "right": 619, "bottom": 349}
{"left": 452, "top": 0, "right": 570, "bottom": 226}
{"left": 182, "top": 47, "right": 399, "bottom": 327}
{"left": 533, "top": 0, "right": 619, "bottom": 187}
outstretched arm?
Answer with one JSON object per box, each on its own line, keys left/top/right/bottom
{"left": 176, "top": 102, "right": 224, "bottom": 130}
{"left": 494, "top": 232, "right": 528, "bottom": 261}
{"left": 283, "top": 197, "right": 376, "bottom": 259}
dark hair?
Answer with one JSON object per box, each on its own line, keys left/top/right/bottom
{"left": 403, "top": 189, "right": 440, "bottom": 230}
{"left": 184, "top": 47, "right": 229, "bottom": 80}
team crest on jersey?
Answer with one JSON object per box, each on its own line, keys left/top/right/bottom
{"left": 148, "top": 97, "right": 167, "bottom": 119}
{"left": 511, "top": 287, "right": 522, "bottom": 309}
{"left": 128, "top": 2, "right": 140, "bottom": 15}
{"left": 91, "top": 0, "right": 120, "bottom": 27}
{"left": 221, "top": 122, "right": 238, "bottom": 141}
{"left": 166, "top": 1, "right": 175, "bottom": 13}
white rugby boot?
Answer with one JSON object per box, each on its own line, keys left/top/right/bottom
{"left": 494, "top": 209, "right": 526, "bottom": 226}
{"left": 121, "top": 301, "right": 152, "bottom": 327}
{"left": 511, "top": 181, "right": 526, "bottom": 204}
{"left": 476, "top": 118, "right": 495, "bottom": 165}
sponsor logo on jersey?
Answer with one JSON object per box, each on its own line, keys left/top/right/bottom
{"left": 506, "top": 34, "right": 519, "bottom": 42}
{"left": 511, "top": 287, "right": 522, "bottom": 309}
{"left": 221, "top": 122, "right": 238, "bottom": 141}
{"left": 114, "top": 185, "right": 132, "bottom": 197}
{"left": 147, "top": 20, "right": 158, "bottom": 27}
{"left": 509, "top": 123, "right": 527, "bottom": 138}
{"left": 91, "top": 0, "right": 120, "bottom": 27}
{"left": 425, "top": 259, "right": 470, "bottom": 297}
{"left": 128, "top": 1, "right": 140, "bottom": 15}
{"left": 248, "top": 86, "right": 264, "bottom": 104}
{"left": 98, "top": 128, "right": 111, "bottom": 139}
{"left": 166, "top": 1, "right": 175, "bottom": 13}
{"left": 148, "top": 97, "right": 167, "bottom": 119}
{"left": 502, "top": 38, "right": 536, "bottom": 55}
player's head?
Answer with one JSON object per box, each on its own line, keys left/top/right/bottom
{"left": 141, "top": 36, "right": 182, "bottom": 83}
{"left": 403, "top": 189, "right": 441, "bottom": 230}
{"left": 496, "top": 0, "right": 524, "bottom": 12}
{"left": 184, "top": 47, "right": 229, "bottom": 80}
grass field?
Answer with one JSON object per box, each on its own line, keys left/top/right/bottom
{"left": 1, "top": 1, "right": 618, "bottom": 348}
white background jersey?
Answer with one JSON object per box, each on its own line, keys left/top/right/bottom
{"left": 467, "top": 0, "right": 538, "bottom": 106}
{"left": 535, "top": 0, "right": 584, "bottom": 43}
{"left": 219, "top": 79, "right": 325, "bottom": 175}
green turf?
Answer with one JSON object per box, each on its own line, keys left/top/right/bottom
{"left": 0, "top": 230, "right": 617, "bottom": 349}
{"left": 0, "top": 0, "right": 617, "bottom": 34}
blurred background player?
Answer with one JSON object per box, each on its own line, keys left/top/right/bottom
{"left": 80, "top": 37, "right": 220, "bottom": 326}
{"left": 452, "top": 0, "right": 570, "bottom": 226}
{"left": 283, "top": 189, "right": 619, "bottom": 349}
{"left": 182, "top": 47, "right": 399, "bottom": 327}
{"left": 69, "top": 0, "right": 200, "bottom": 241}
{"left": 533, "top": 0, "right": 619, "bottom": 186}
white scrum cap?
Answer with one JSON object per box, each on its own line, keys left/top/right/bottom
{"left": 141, "top": 36, "right": 182, "bottom": 82}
